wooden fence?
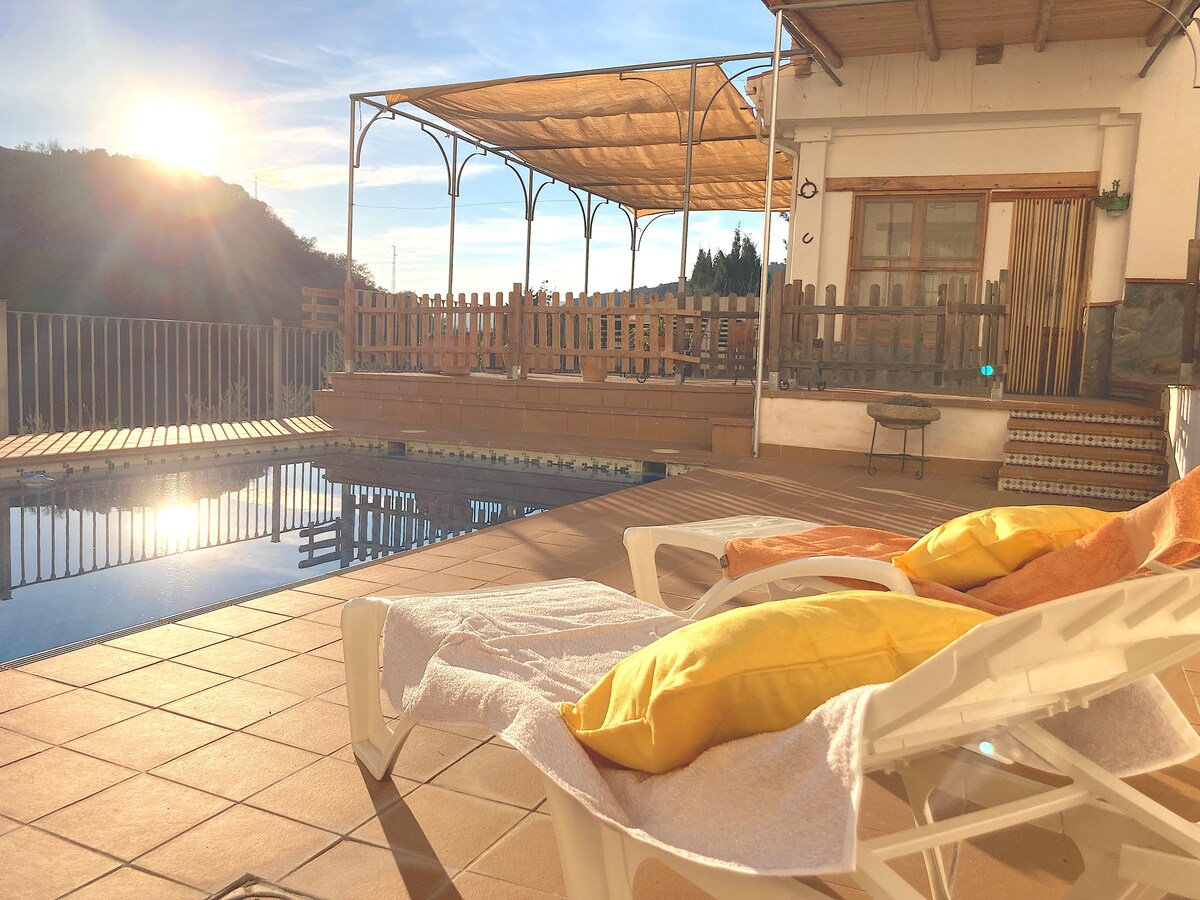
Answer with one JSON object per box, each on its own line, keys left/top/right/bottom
{"left": 767, "top": 276, "right": 1007, "bottom": 394}
{"left": 305, "top": 275, "right": 1006, "bottom": 394}
{"left": 304, "top": 284, "right": 764, "bottom": 381}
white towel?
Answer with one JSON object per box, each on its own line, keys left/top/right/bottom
{"left": 379, "top": 579, "right": 1199, "bottom": 877}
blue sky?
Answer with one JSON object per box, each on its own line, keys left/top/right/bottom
{"left": 0, "top": 1, "right": 785, "bottom": 294}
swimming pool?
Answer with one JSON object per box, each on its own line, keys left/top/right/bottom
{"left": 0, "top": 450, "right": 647, "bottom": 663}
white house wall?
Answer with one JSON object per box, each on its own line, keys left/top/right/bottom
{"left": 773, "top": 37, "right": 1200, "bottom": 295}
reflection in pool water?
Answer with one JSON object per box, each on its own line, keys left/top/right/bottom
{"left": 0, "top": 452, "right": 641, "bottom": 663}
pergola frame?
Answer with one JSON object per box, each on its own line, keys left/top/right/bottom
{"left": 343, "top": 44, "right": 798, "bottom": 455}
{"left": 341, "top": 0, "right": 1200, "bottom": 459}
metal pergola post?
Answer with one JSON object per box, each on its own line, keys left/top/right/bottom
{"left": 678, "top": 64, "right": 698, "bottom": 296}
{"left": 344, "top": 98, "right": 357, "bottom": 373}
{"left": 752, "top": 9, "right": 785, "bottom": 457}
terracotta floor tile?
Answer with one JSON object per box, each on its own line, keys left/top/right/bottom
{"left": 243, "top": 653, "right": 346, "bottom": 697}
{"left": 351, "top": 783, "right": 525, "bottom": 869}
{"left": 247, "top": 755, "right": 419, "bottom": 833}
{"left": 628, "top": 858, "right": 718, "bottom": 900}
{"left": 242, "top": 588, "right": 342, "bottom": 617}
{"left": 244, "top": 698, "right": 353, "bottom": 755}
{"left": 38, "top": 773, "right": 230, "bottom": 860}
{"left": 0, "top": 815, "right": 16, "bottom": 837}
{"left": 0, "top": 746, "right": 134, "bottom": 821}
{"left": 470, "top": 813, "right": 566, "bottom": 896}
{"left": 106, "top": 624, "right": 226, "bottom": 659}
{"left": 390, "top": 724, "right": 483, "bottom": 782}
{"left": 442, "top": 871, "right": 564, "bottom": 900}
{"left": 20, "top": 645, "right": 157, "bottom": 687}
{"left": 0, "top": 687, "right": 145, "bottom": 744}
{"left": 0, "top": 826, "right": 120, "bottom": 900}
{"left": 342, "top": 563, "right": 414, "bottom": 586}
{"left": 66, "top": 709, "right": 228, "bottom": 771}
{"left": 244, "top": 618, "right": 342, "bottom": 653}
{"left": 433, "top": 743, "right": 545, "bottom": 810}
{"left": 402, "top": 572, "right": 490, "bottom": 594}
{"left": 172, "top": 637, "right": 296, "bottom": 677}
{"left": 61, "top": 866, "right": 205, "bottom": 900}
{"left": 310, "top": 639, "right": 345, "bottom": 662}
{"left": 284, "top": 838, "right": 452, "bottom": 900}
{"left": 301, "top": 602, "right": 347, "bottom": 627}
{"left": 442, "top": 559, "right": 525, "bottom": 582}
{"left": 0, "top": 668, "right": 72, "bottom": 713}
{"left": 294, "top": 575, "right": 382, "bottom": 601}
{"left": 90, "top": 660, "right": 229, "bottom": 707}
{"left": 379, "top": 552, "right": 461, "bottom": 574}
{"left": 163, "top": 678, "right": 305, "bottom": 730}
{"left": 0, "top": 726, "right": 49, "bottom": 767}
{"left": 178, "top": 604, "right": 289, "bottom": 637}
{"left": 152, "top": 731, "right": 319, "bottom": 801}
{"left": 135, "top": 804, "right": 338, "bottom": 893}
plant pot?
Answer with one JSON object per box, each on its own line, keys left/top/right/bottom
{"left": 866, "top": 403, "right": 941, "bottom": 429}
{"left": 581, "top": 356, "right": 608, "bottom": 383}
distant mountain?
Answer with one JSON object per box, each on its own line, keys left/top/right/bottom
{"left": 0, "top": 145, "right": 376, "bottom": 324}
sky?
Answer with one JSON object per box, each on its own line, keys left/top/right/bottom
{"left": 0, "top": 0, "right": 787, "bottom": 296}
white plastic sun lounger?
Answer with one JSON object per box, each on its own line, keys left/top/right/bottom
{"left": 623, "top": 515, "right": 915, "bottom": 619}
{"left": 345, "top": 569, "right": 1200, "bottom": 899}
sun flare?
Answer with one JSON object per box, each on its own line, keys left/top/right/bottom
{"left": 128, "top": 100, "right": 222, "bottom": 173}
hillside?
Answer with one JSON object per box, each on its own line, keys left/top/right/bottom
{"left": 0, "top": 145, "right": 375, "bottom": 324}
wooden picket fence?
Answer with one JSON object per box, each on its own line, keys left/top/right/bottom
{"left": 303, "top": 284, "right": 764, "bottom": 380}
{"left": 766, "top": 275, "right": 1007, "bottom": 394}
{"left": 304, "top": 275, "right": 1006, "bottom": 393}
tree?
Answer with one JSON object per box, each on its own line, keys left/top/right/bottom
{"left": 688, "top": 226, "right": 762, "bottom": 295}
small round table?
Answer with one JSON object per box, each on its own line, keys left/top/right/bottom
{"left": 865, "top": 404, "right": 941, "bottom": 479}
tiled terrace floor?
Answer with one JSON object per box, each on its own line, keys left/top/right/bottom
{"left": 0, "top": 458, "right": 1196, "bottom": 899}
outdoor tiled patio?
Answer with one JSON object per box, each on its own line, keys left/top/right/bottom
{"left": 1, "top": 458, "right": 1197, "bottom": 899}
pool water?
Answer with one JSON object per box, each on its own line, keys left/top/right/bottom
{"left": 0, "top": 451, "right": 644, "bottom": 663}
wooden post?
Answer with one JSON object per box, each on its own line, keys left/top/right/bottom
{"left": 271, "top": 318, "right": 284, "bottom": 419}
{"left": 342, "top": 281, "right": 356, "bottom": 373}
{"left": 509, "top": 282, "right": 525, "bottom": 379}
{"left": 0, "top": 299, "right": 8, "bottom": 437}
{"left": 1182, "top": 239, "right": 1200, "bottom": 381}
{"left": 767, "top": 277, "right": 784, "bottom": 389}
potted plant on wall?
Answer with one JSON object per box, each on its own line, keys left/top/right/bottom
{"left": 1093, "top": 179, "right": 1132, "bottom": 216}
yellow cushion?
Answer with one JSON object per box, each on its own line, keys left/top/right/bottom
{"left": 560, "top": 591, "right": 991, "bottom": 774}
{"left": 891, "top": 505, "right": 1116, "bottom": 590}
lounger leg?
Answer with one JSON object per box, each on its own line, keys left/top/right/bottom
{"left": 622, "top": 528, "right": 671, "bottom": 611}
{"left": 543, "top": 780, "right": 635, "bottom": 900}
{"left": 898, "top": 766, "right": 954, "bottom": 900}
{"left": 342, "top": 597, "right": 417, "bottom": 781}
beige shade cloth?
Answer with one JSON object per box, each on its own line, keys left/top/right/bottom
{"left": 385, "top": 64, "right": 792, "bottom": 213}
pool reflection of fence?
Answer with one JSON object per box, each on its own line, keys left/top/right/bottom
{"left": 1, "top": 461, "right": 338, "bottom": 598}
{"left": 0, "top": 455, "right": 604, "bottom": 599}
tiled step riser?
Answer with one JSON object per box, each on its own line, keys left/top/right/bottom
{"left": 1003, "top": 452, "right": 1165, "bottom": 477}
{"left": 998, "top": 477, "right": 1160, "bottom": 503}
{"left": 1010, "top": 410, "right": 1162, "bottom": 428}
{"left": 1008, "top": 428, "right": 1164, "bottom": 453}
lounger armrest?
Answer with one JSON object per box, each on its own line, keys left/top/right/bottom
{"left": 686, "top": 557, "right": 914, "bottom": 620}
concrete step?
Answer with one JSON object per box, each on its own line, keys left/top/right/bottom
{"left": 1006, "top": 422, "right": 1165, "bottom": 452}
{"left": 998, "top": 463, "right": 1165, "bottom": 503}
{"left": 1003, "top": 442, "right": 1167, "bottom": 476}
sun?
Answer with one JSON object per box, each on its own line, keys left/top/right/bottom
{"left": 128, "top": 99, "right": 222, "bottom": 173}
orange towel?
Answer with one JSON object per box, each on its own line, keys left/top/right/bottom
{"left": 721, "top": 468, "right": 1200, "bottom": 616}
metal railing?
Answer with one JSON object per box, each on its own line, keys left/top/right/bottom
{"left": 1, "top": 301, "right": 340, "bottom": 435}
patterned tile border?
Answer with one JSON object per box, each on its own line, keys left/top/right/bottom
{"left": 1008, "top": 428, "right": 1163, "bottom": 451}
{"left": 1003, "top": 453, "right": 1165, "bottom": 476}
{"left": 998, "top": 477, "right": 1159, "bottom": 503}
{"left": 394, "top": 439, "right": 693, "bottom": 483}
{"left": 1009, "top": 409, "right": 1162, "bottom": 427}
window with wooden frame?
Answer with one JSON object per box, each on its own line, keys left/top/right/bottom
{"left": 848, "top": 194, "right": 986, "bottom": 309}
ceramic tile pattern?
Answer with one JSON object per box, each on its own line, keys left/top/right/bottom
{"left": 0, "top": 455, "right": 1196, "bottom": 899}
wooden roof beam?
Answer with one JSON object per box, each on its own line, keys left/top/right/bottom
{"left": 780, "top": 10, "right": 844, "bottom": 68}
{"left": 1146, "top": 0, "right": 1189, "bottom": 47}
{"left": 1033, "top": 0, "right": 1055, "bottom": 52}
{"left": 913, "top": 0, "right": 940, "bottom": 61}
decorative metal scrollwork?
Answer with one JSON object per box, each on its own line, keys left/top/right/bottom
{"left": 798, "top": 178, "right": 819, "bottom": 199}
{"left": 802, "top": 232, "right": 814, "bottom": 244}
